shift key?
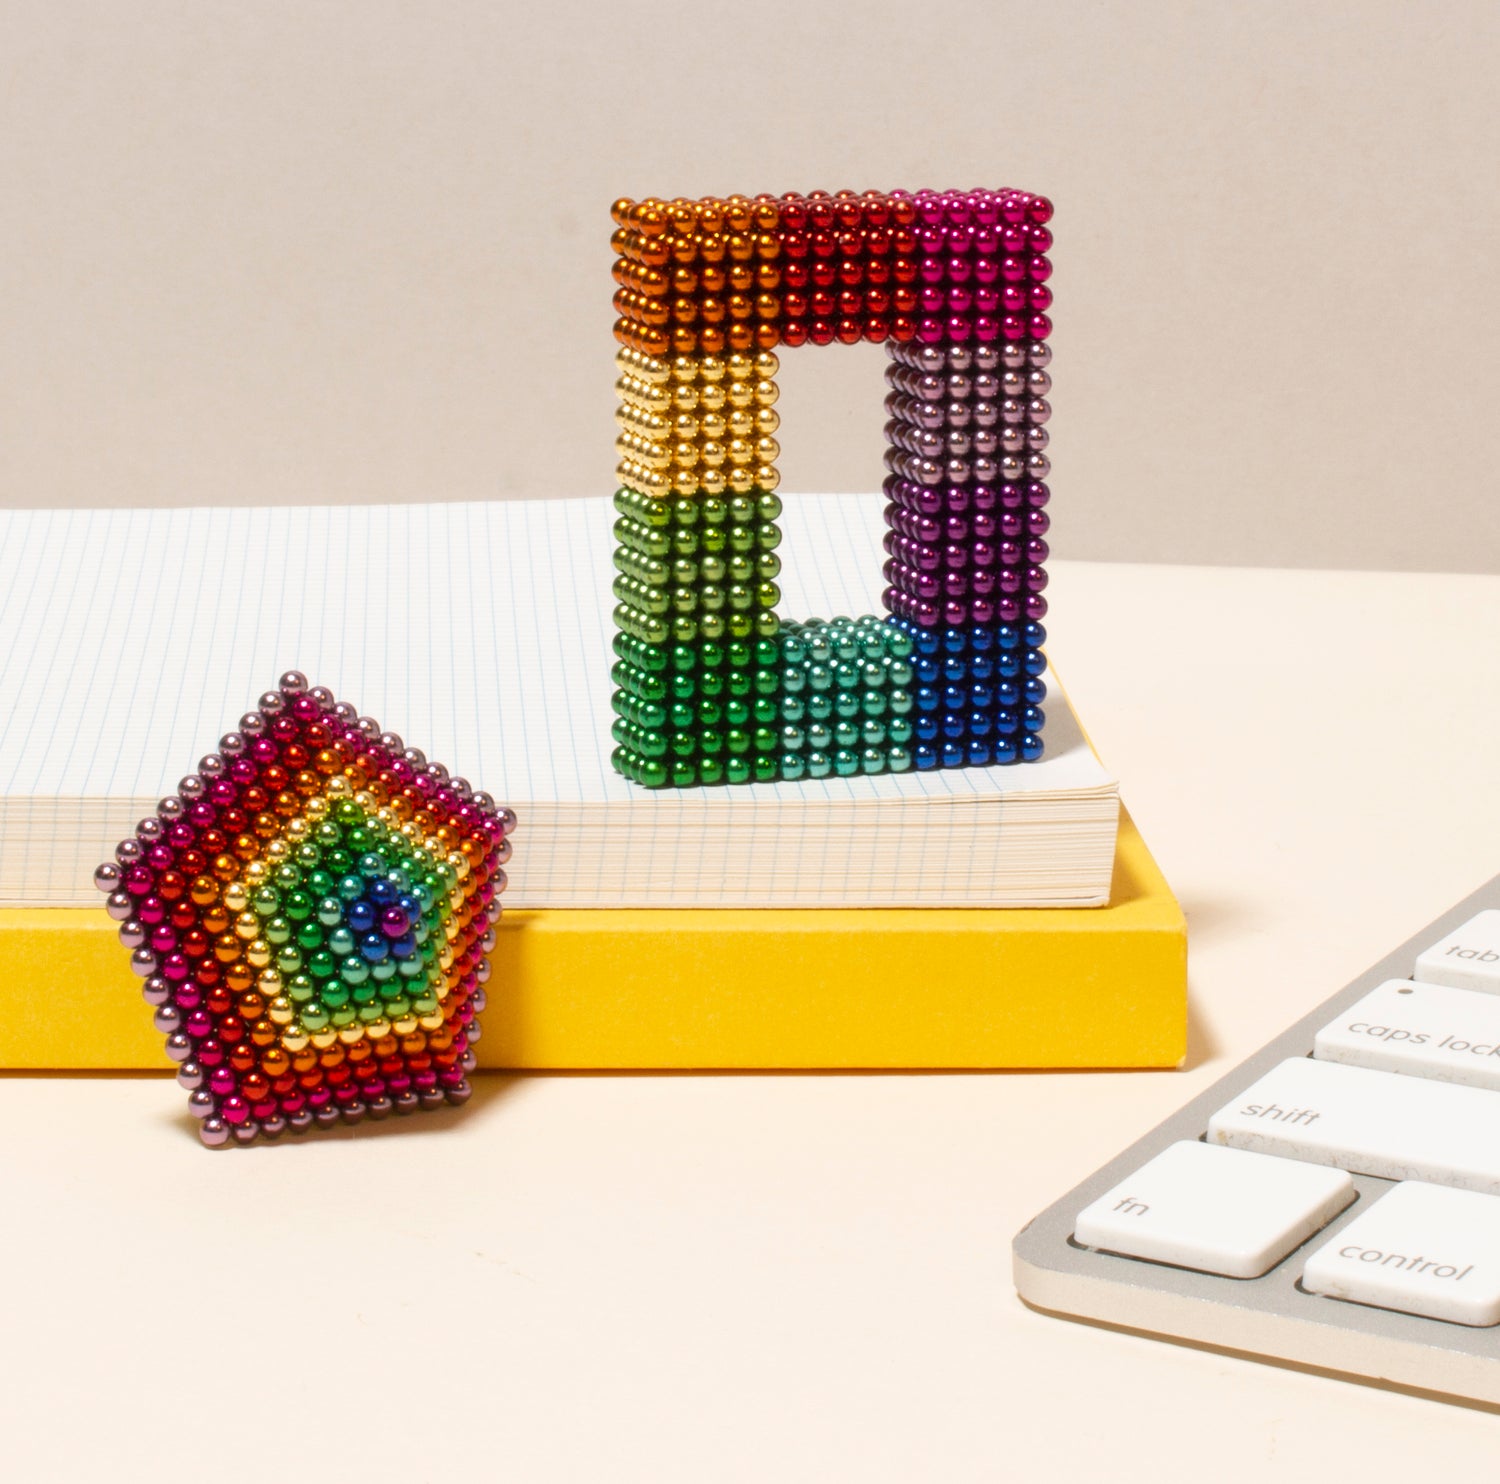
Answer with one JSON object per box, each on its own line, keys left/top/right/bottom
{"left": 1207, "top": 1057, "right": 1500, "bottom": 1195}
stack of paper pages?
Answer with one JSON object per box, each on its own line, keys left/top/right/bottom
{"left": 0, "top": 495, "right": 1118, "bottom": 909}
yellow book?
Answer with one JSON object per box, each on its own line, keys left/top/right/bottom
{"left": 0, "top": 809, "right": 1183, "bottom": 1071}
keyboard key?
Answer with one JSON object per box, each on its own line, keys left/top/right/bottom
{"left": 1303, "top": 1181, "right": 1500, "bottom": 1326}
{"left": 1074, "top": 1140, "right": 1353, "bottom": 1278}
{"left": 1207, "top": 1056, "right": 1500, "bottom": 1194}
{"left": 1314, "top": 978, "right": 1500, "bottom": 1091}
{"left": 1414, "top": 909, "right": 1500, "bottom": 994}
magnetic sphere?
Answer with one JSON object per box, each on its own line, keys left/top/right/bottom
{"left": 199, "top": 1119, "right": 230, "bottom": 1148}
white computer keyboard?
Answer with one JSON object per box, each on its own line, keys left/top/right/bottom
{"left": 1013, "top": 878, "right": 1500, "bottom": 1404}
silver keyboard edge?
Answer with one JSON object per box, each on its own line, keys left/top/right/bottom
{"left": 1012, "top": 872, "right": 1500, "bottom": 1404}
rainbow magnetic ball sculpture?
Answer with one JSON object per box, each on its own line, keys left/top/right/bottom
{"left": 610, "top": 187, "right": 1053, "bottom": 788}
{"left": 92, "top": 672, "right": 515, "bottom": 1148}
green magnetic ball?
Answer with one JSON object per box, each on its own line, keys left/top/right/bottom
{"left": 833, "top": 748, "right": 861, "bottom": 777}
{"left": 725, "top": 755, "right": 752, "bottom": 784}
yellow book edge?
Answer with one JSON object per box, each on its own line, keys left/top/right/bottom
{"left": 0, "top": 808, "right": 1184, "bottom": 1071}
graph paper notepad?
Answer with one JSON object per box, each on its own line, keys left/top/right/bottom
{"left": 0, "top": 494, "right": 1118, "bottom": 908}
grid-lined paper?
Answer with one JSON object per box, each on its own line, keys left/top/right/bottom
{"left": 0, "top": 495, "right": 1117, "bottom": 907}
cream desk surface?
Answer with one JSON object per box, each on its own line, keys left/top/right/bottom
{"left": 2, "top": 560, "right": 1497, "bottom": 1483}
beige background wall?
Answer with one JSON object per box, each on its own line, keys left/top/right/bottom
{"left": 2, "top": 0, "right": 1496, "bottom": 572}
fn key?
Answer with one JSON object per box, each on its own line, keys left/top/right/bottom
{"left": 1074, "top": 1140, "right": 1354, "bottom": 1279}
